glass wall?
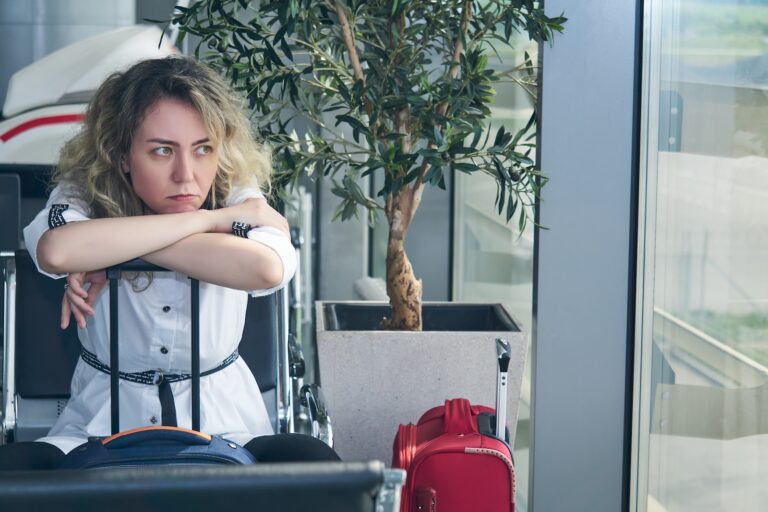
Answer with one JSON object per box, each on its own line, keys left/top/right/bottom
{"left": 452, "top": 35, "right": 536, "bottom": 512}
{"left": 634, "top": 0, "right": 768, "bottom": 510}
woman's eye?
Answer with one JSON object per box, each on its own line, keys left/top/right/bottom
{"left": 153, "top": 147, "right": 172, "bottom": 156}
{"left": 195, "top": 145, "right": 213, "bottom": 156}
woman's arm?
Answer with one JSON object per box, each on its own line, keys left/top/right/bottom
{"left": 37, "top": 199, "right": 289, "bottom": 278}
{"left": 36, "top": 209, "right": 213, "bottom": 274}
{"left": 142, "top": 199, "right": 292, "bottom": 291}
{"left": 142, "top": 232, "right": 285, "bottom": 291}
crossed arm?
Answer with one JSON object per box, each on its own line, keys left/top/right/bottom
{"left": 36, "top": 198, "right": 291, "bottom": 328}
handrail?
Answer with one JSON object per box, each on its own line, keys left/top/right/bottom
{"left": 653, "top": 307, "right": 768, "bottom": 387}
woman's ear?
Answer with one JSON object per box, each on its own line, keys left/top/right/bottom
{"left": 120, "top": 158, "right": 129, "bottom": 174}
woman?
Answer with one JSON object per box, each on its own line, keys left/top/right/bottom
{"left": 0, "top": 56, "right": 337, "bottom": 470}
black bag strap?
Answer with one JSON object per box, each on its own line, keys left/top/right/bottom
{"left": 107, "top": 260, "right": 201, "bottom": 434}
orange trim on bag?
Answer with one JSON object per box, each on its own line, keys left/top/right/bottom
{"left": 102, "top": 426, "right": 212, "bottom": 444}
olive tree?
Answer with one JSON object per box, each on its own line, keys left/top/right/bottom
{"left": 170, "top": 0, "right": 565, "bottom": 330}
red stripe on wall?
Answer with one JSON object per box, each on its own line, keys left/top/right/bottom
{"left": 0, "top": 114, "right": 85, "bottom": 142}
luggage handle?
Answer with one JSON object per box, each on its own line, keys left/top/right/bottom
{"left": 496, "top": 337, "right": 511, "bottom": 371}
{"left": 102, "top": 426, "right": 212, "bottom": 449}
{"left": 495, "top": 338, "right": 511, "bottom": 440}
{"left": 106, "top": 259, "right": 201, "bottom": 434}
{"left": 106, "top": 259, "right": 168, "bottom": 275}
{"left": 443, "top": 398, "right": 478, "bottom": 435}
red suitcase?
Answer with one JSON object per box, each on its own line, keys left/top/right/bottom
{"left": 393, "top": 339, "right": 515, "bottom": 512}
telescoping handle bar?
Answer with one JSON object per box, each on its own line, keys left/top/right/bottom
{"left": 106, "top": 259, "right": 201, "bottom": 435}
{"left": 495, "top": 338, "right": 511, "bottom": 440}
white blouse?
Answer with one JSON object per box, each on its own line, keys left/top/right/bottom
{"left": 22, "top": 182, "right": 296, "bottom": 454}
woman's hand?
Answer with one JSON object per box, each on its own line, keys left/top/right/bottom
{"left": 211, "top": 198, "right": 289, "bottom": 237}
{"left": 61, "top": 270, "right": 107, "bottom": 329}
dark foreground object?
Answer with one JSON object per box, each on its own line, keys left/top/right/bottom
{"left": 0, "top": 461, "right": 395, "bottom": 512}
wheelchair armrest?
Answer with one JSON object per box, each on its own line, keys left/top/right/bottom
{"left": 299, "top": 383, "right": 333, "bottom": 448}
{"left": 288, "top": 334, "right": 305, "bottom": 379}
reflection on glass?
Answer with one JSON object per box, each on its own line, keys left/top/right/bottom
{"left": 453, "top": 38, "right": 536, "bottom": 512}
{"left": 637, "top": 0, "right": 768, "bottom": 510}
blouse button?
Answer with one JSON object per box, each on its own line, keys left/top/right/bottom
{"left": 160, "top": 346, "right": 169, "bottom": 355}
{"left": 162, "top": 306, "right": 171, "bottom": 313}
{"left": 149, "top": 415, "right": 158, "bottom": 424}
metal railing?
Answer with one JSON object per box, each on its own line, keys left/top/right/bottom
{"left": 653, "top": 307, "right": 768, "bottom": 388}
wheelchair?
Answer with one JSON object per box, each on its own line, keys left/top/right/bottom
{"left": 0, "top": 172, "right": 403, "bottom": 511}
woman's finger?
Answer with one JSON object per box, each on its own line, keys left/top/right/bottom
{"left": 67, "top": 290, "right": 95, "bottom": 319}
{"left": 67, "top": 273, "right": 88, "bottom": 299}
{"left": 61, "top": 294, "right": 72, "bottom": 329}
{"left": 66, "top": 287, "right": 95, "bottom": 319}
{"left": 70, "top": 300, "right": 87, "bottom": 329}
{"left": 62, "top": 292, "right": 87, "bottom": 330}
{"left": 65, "top": 292, "right": 87, "bottom": 329}
{"left": 85, "top": 279, "right": 107, "bottom": 307}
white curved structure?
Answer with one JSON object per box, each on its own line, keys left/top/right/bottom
{"left": 0, "top": 26, "right": 175, "bottom": 165}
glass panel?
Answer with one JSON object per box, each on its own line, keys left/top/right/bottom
{"left": 635, "top": 0, "right": 768, "bottom": 510}
{"left": 452, "top": 36, "right": 536, "bottom": 512}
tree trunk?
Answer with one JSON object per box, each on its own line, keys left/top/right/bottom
{"left": 381, "top": 192, "right": 422, "bottom": 330}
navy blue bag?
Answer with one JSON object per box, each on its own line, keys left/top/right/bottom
{"left": 60, "top": 427, "right": 255, "bottom": 469}
{"left": 61, "top": 260, "right": 256, "bottom": 468}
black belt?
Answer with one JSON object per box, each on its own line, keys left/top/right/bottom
{"left": 80, "top": 347, "right": 239, "bottom": 428}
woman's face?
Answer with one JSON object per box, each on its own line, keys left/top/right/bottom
{"left": 125, "top": 98, "right": 219, "bottom": 214}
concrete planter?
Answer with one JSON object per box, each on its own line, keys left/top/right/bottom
{"left": 316, "top": 301, "right": 527, "bottom": 464}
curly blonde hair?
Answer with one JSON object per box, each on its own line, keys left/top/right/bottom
{"left": 53, "top": 56, "right": 272, "bottom": 218}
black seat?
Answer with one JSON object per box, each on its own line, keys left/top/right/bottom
{"left": 15, "top": 250, "right": 80, "bottom": 399}
{"left": 240, "top": 292, "right": 280, "bottom": 425}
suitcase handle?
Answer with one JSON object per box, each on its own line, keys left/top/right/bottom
{"left": 496, "top": 338, "right": 511, "bottom": 372}
{"left": 102, "top": 426, "right": 212, "bottom": 449}
{"left": 495, "top": 338, "right": 511, "bottom": 439}
{"left": 443, "top": 398, "right": 478, "bottom": 435}
{"left": 107, "top": 258, "right": 168, "bottom": 277}
{"left": 106, "top": 259, "right": 202, "bottom": 434}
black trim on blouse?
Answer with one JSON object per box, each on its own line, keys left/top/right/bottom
{"left": 232, "top": 221, "right": 251, "bottom": 238}
{"left": 48, "top": 204, "right": 70, "bottom": 229}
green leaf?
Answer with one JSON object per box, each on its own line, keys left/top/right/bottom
{"left": 453, "top": 162, "right": 476, "bottom": 173}
{"left": 493, "top": 125, "right": 506, "bottom": 147}
{"left": 424, "top": 164, "right": 442, "bottom": 185}
{"left": 506, "top": 194, "right": 518, "bottom": 222}
{"left": 493, "top": 158, "right": 506, "bottom": 215}
{"left": 335, "top": 114, "right": 370, "bottom": 135}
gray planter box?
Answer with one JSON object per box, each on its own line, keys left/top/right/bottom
{"left": 316, "top": 301, "right": 527, "bottom": 464}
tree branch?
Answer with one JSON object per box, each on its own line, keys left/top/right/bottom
{"left": 414, "top": 0, "right": 473, "bottom": 197}
{"left": 437, "top": 0, "right": 472, "bottom": 118}
{"left": 334, "top": 0, "right": 373, "bottom": 118}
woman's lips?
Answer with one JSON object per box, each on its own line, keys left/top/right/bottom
{"left": 168, "top": 195, "right": 197, "bottom": 202}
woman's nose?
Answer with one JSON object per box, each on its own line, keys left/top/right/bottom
{"left": 172, "top": 154, "right": 195, "bottom": 182}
